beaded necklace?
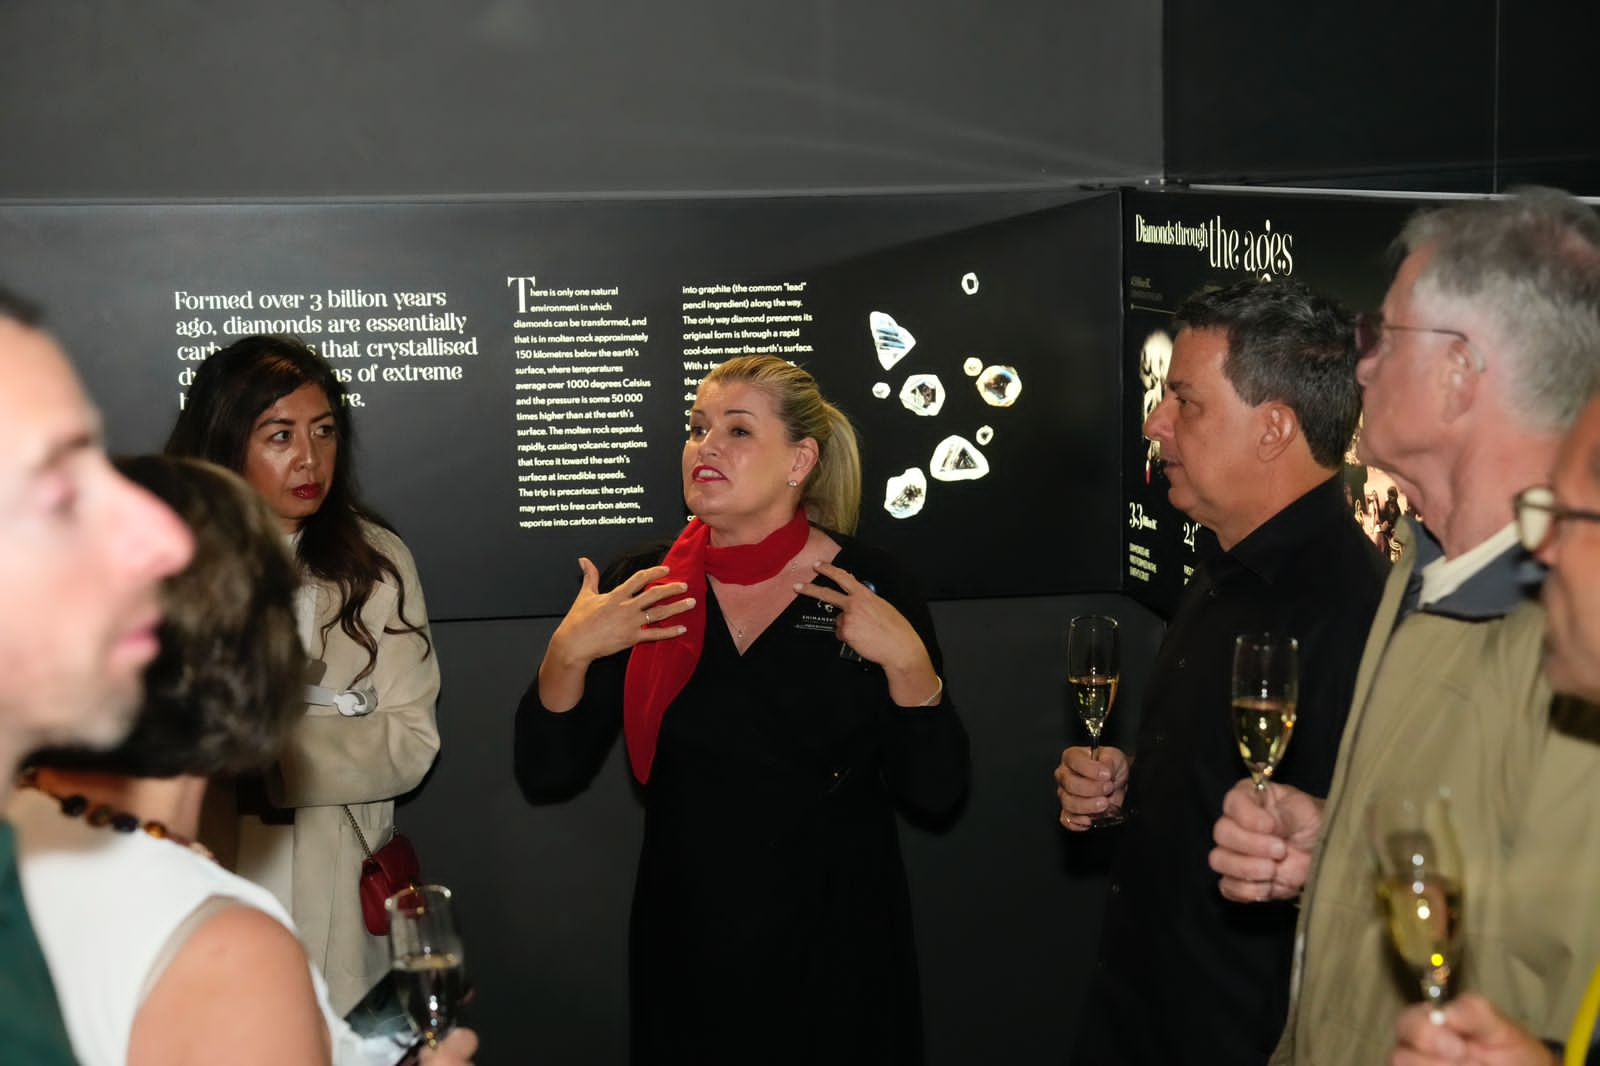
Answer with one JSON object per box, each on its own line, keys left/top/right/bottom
{"left": 16, "top": 768, "right": 216, "bottom": 862}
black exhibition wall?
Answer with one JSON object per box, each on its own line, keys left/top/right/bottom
{"left": 1, "top": 190, "right": 1124, "bottom": 618}
{"left": 1164, "top": 0, "right": 1600, "bottom": 194}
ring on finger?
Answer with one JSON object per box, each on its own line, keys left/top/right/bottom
{"left": 642, "top": 610, "right": 652, "bottom": 625}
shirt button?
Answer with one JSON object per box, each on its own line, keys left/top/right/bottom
{"left": 1109, "top": 882, "right": 1120, "bottom": 894}
{"left": 1176, "top": 657, "right": 1186, "bottom": 669}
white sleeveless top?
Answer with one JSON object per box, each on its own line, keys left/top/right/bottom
{"left": 8, "top": 788, "right": 400, "bottom": 1066}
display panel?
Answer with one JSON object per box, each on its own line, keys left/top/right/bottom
{"left": 2, "top": 192, "right": 1122, "bottom": 618}
{"left": 1120, "top": 189, "right": 1426, "bottom": 617}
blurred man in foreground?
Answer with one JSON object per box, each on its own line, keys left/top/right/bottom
{"left": 0, "top": 289, "right": 194, "bottom": 1062}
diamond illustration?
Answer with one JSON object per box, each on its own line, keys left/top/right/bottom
{"left": 883, "top": 468, "right": 928, "bottom": 519}
{"left": 872, "top": 381, "right": 891, "bottom": 399}
{"left": 869, "top": 311, "right": 916, "bottom": 371}
{"left": 963, "top": 357, "right": 983, "bottom": 377}
{"left": 976, "top": 365, "right": 1021, "bottom": 407}
{"left": 975, "top": 425, "right": 994, "bottom": 446}
{"left": 929, "top": 436, "right": 990, "bottom": 482}
{"left": 898, "top": 374, "right": 945, "bottom": 416}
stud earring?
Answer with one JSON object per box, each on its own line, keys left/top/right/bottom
{"left": 786, "top": 479, "right": 799, "bottom": 488}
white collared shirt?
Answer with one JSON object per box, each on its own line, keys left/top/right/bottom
{"left": 1417, "top": 522, "right": 1520, "bottom": 609}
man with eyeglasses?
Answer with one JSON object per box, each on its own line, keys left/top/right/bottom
{"left": 1388, "top": 406, "right": 1600, "bottom": 1065}
{"left": 1208, "top": 188, "right": 1600, "bottom": 1066}
{"left": 1518, "top": 478, "right": 1600, "bottom": 708}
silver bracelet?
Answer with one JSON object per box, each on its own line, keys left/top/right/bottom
{"left": 918, "top": 676, "right": 944, "bottom": 707}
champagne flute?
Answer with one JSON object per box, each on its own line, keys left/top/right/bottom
{"left": 387, "top": 885, "right": 467, "bottom": 1049}
{"left": 1067, "top": 614, "right": 1124, "bottom": 827}
{"left": 1231, "top": 633, "right": 1299, "bottom": 802}
{"left": 1369, "top": 791, "right": 1464, "bottom": 1006}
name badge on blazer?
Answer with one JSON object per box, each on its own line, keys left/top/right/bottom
{"left": 793, "top": 601, "right": 838, "bottom": 636}
{"left": 791, "top": 579, "right": 875, "bottom": 662}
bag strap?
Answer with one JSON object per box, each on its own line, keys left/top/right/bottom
{"left": 346, "top": 805, "right": 419, "bottom": 900}
{"left": 343, "top": 804, "right": 375, "bottom": 859}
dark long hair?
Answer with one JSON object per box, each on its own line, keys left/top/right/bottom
{"left": 165, "top": 335, "right": 430, "bottom": 680}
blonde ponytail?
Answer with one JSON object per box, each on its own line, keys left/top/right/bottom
{"left": 806, "top": 400, "right": 860, "bottom": 533}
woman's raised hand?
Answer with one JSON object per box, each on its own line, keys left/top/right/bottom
{"left": 794, "top": 561, "right": 941, "bottom": 707}
{"left": 553, "top": 558, "right": 695, "bottom": 663}
{"left": 539, "top": 559, "right": 695, "bottom": 711}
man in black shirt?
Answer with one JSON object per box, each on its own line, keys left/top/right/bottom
{"left": 1055, "top": 279, "right": 1387, "bottom": 1065}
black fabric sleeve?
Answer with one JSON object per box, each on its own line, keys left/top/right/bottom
{"left": 512, "top": 547, "right": 665, "bottom": 802}
{"left": 1272, "top": 550, "right": 1385, "bottom": 799}
{"left": 513, "top": 648, "right": 628, "bottom": 802}
{"left": 845, "top": 540, "right": 971, "bottom": 821}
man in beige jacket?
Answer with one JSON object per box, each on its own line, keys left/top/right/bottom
{"left": 1209, "top": 189, "right": 1600, "bottom": 1065}
{"left": 1387, "top": 393, "right": 1600, "bottom": 1066}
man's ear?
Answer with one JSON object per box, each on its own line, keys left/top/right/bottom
{"left": 1440, "top": 343, "right": 1478, "bottom": 422}
{"left": 1257, "top": 403, "right": 1299, "bottom": 462}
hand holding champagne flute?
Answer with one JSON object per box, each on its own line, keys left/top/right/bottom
{"left": 1370, "top": 792, "right": 1464, "bottom": 1008}
{"left": 1231, "top": 633, "right": 1299, "bottom": 803}
{"left": 1067, "top": 614, "right": 1124, "bottom": 827}
{"left": 388, "top": 885, "right": 468, "bottom": 1051}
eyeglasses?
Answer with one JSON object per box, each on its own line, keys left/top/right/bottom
{"left": 1513, "top": 485, "right": 1600, "bottom": 553}
{"left": 1354, "top": 313, "right": 1485, "bottom": 372}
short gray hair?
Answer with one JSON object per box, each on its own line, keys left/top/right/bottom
{"left": 1399, "top": 187, "right": 1600, "bottom": 431}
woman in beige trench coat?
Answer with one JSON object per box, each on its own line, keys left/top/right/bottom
{"left": 167, "top": 335, "right": 441, "bottom": 1014}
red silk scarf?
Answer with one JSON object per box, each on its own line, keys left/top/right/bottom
{"left": 623, "top": 508, "right": 811, "bottom": 782}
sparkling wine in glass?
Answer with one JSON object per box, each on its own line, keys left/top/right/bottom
{"left": 1369, "top": 791, "right": 1464, "bottom": 1006}
{"left": 388, "top": 885, "right": 467, "bottom": 1049}
{"left": 1231, "top": 633, "right": 1299, "bottom": 801}
{"left": 1067, "top": 614, "right": 1124, "bottom": 827}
